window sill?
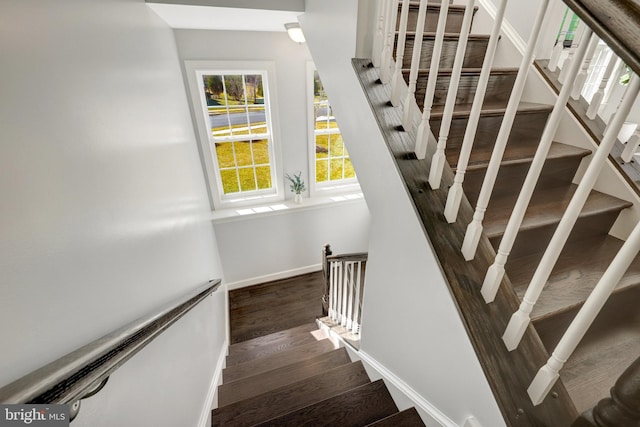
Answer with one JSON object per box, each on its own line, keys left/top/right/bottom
{"left": 210, "top": 192, "right": 366, "bottom": 224}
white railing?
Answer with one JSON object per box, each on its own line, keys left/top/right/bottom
{"left": 372, "top": 0, "right": 640, "bottom": 410}
{"left": 322, "top": 245, "right": 367, "bottom": 338}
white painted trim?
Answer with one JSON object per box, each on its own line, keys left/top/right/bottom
{"left": 198, "top": 340, "right": 228, "bottom": 427}
{"left": 225, "top": 264, "right": 322, "bottom": 290}
{"left": 476, "top": 0, "right": 527, "bottom": 55}
{"left": 357, "top": 350, "right": 458, "bottom": 427}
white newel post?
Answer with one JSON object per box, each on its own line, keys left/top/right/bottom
{"left": 459, "top": 0, "right": 550, "bottom": 261}
{"left": 413, "top": 0, "right": 450, "bottom": 160}
{"left": 527, "top": 218, "right": 640, "bottom": 405}
{"left": 443, "top": 0, "right": 508, "bottom": 224}
{"left": 391, "top": 0, "right": 411, "bottom": 106}
{"left": 503, "top": 73, "right": 640, "bottom": 351}
{"left": 402, "top": 0, "right": 428, "bottom": 131}
{"left": 426, "top": 0, "right": 475, "bottom": 189}
{"left": 586, "top": 53, "right": 619, "bottom": 119}
{"left": 571, "top": 32, "right": 599, "bottom": 100}
{"left": 380, "top": 0, "right": 400, "bottom": 84}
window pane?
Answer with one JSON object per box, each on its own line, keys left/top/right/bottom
{"left": 220, "top": 169, "right": 239, "bottom": 194}
{"left": 245, "top": 74, "right": 263, "bottom": 105}
{"left": 238, "top": 168, "right": 257, "bottom": 191}
{"left": 234, "top": 141, "right": 253, "bottom": 167}
{"left": 330, "top": 133, "right": 344, "bottom": 156}
{"left": 252, "top": 139, "right": 270, "bottom": 165}
{"left": 256, "top": 166, "right": 272, "bottom": 189}
{"left": 215, "top": 142, "right": 235, "bottom": 168}
{"left": 248, "top": 106, "right": 267, "bottom": 135}
{"left": 315, "top": 134, "right": 329, "bottom": 159}
{"left": 344, "top": 158, "right": 356, "bottom": 179}
{"left": 316, "top": 160, "right": 328, "bottom": 182}
{"left": 330, "top": 158, "right": 344, "bottom": 181}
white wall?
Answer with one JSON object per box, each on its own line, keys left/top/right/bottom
{"left": 174, "top": 29, "right": 371, "bottom": 285}
{"left": 300, "top": 1, "right": 506, "bottom": 426}
{"left": 0, "top": 1, "right": 225, "bottom": 426}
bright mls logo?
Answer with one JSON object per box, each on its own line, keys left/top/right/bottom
{"left": 0, "top": 405, "right": 68, "bottom": 426}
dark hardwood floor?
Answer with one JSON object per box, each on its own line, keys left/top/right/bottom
{"left": 229, "top": 272, "right": 324, "bottom": 344}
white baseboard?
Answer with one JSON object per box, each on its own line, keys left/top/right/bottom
{"left": 356, "top": 350, "right": 458, "bottom": 427}
{"left": 225, "top": 264, "right": 322, "bottom": 290}
{"left": 198, "top": 341, "right": 227, "bottom": 427}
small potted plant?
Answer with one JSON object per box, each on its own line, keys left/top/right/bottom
{"left": 285, "top": 172, "right": 306, "bottom": 204}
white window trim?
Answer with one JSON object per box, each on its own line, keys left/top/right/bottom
{"left": 185, "top": 60, "right": 284, "bottom": 210}
{"left": 306, "top": 61, "right": 360, "bottom": 197}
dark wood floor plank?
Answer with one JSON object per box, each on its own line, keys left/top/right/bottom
{"left": 353, "top": 58, "right": 578, "bottom": 426}
{"left": 226, "top": 330, "right": 327, "bottom": 367}
{"left": 222, "top": 339, "right": 337, "bottom": 383}
{"left": 219, "top": 347, "right": 351, "bottom": 406}
{"left": 228, "top": 323, "right": 317, "bottom": 356}
{"left": 253, "top": 379, "right": 398, "bottom": 427}
{"left": 213, "top": 361, "right": 370, "bottom": 427}
{"left": 366, "top": 407, "right": 426, "bottom": 426}
{"left": 229, "top": 272, "right": 323, "bottom": 344}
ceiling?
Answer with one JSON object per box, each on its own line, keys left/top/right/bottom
{"left": 146, "top": 0, "right": 304, "bottom": 31}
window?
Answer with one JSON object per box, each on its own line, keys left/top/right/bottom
{"left": 186, "top": 61, "right": 282, "bottom": 209}
{"left": 308, "top": 64, "right": 358, "bottom": 194}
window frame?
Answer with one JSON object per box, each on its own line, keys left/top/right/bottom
{"left": 306, "top": 62, "right": 359, "bottom": 197}
{"left": 185, "top": 60, "right": 284, "bottom": 210}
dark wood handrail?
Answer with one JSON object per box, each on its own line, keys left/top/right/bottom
{"left": 0, "top": 279, "right": 221, "bottom": 406}
{"left": 562, "top": 0, "right": 640, "bottom": 76}
{"left": 326, "top": 252, "right": 369, "bottom": 262}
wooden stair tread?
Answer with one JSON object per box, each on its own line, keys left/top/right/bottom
{"left": 213, "top": 361, "right": 370, "bottom": 427}
{"left": 218, "top": 348, "right": 351, "bottom": 406}
{"left": 483, "top": 185, "right": 632, "bottom": 239}
{"left": 535, "top": 287, "right": 640, "bottom": 413}
{"left": 228, "top": 322, "right": 318, "bottom": 356}
{"left": 366, "top": 407, "right": 426, "bottom": 426}
{"left": 223, "top": 338, "right": 338, "bottom": 383}
{"left": 459, "top": 141, "right": 591, "bottom": 172}
{"left": 403, "top": 31, "right": 489, "bottom": 41}
{"left": 405, "top": 3, "right": 477, "bottom": 12}
{"left": 252, "top": 379, "right": 398, "bottom": 427}
{"left": 226, "top": 329, "right": 328, "bottom": 366}
{"left": 508, "top": 234, "right": 640, "bottom": 321}
{"left": 402, "top": 66, "right": 518, "bottom": 75}
{"left": 430, "top": 100, "right": 552, "bottom": 119}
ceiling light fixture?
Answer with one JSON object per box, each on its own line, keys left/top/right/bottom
{"left": 285, "top": 22, "right": 305, "bottom": 43}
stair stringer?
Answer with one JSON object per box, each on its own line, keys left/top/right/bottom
{"left": 300, "top": 2, "right": 505, "bottom": 426}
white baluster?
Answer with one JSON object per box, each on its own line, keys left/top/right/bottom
{"left": 571, "top": 33, "right": 599, "bottom": 100}
{"left": 352, "top": 261, "right": 363, "bottom": 335}
{"left": 503, "top": 73, "right": 640, "bottom": 351}
{"left": 461, "top": 0, "right": 550, "bottom": 262}
{"left": 586, "top": 53, "right": 619, "bottom": 119}
{"left": 621, "top": 129, "right": 640, "bottom": 163}
{"left": 414, "top": 0, "right": 450, "bottom": 160}
{"left": 402, "top": 0, "right": 429, "bottom": 131}
{"left": 528, "top": 218, "right": 640, "bottom": 405}
{"left": 335, "top": 262, "right": 343, "bottom": 322}
{"left": 341, "top": 262, "right": 350, "bottom": 326}
{"left": 391, "top": 0, "right": 411, "bottom": 106}
{"left": 345, "top": 262, "right": 355, "bottom": 329}
{"left": 372, "top": 0, "right": 388, "bottom": 68}
{"left": 329, "top": 262, "right": 336, "bottom": 319}
{"left": 380, "top": 0, "right": 400, "bottom": 84}
{"left": 443, "top": 0, "right": 508, "bottom": 223}
{"left": 548, "top": 8, "right": 571, "bottom": 72}
{"left": 426, "top": 0, "right": 475, "bottom": 188}
{"left": 479, "top": 28, "right": 594, "bottom": 290}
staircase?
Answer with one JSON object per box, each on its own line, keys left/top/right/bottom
{"left": 212, "top": 324, "right": 425, "bottom": 426}
{"left": 353, "top": 0, "right": 640, "bottom": 423}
